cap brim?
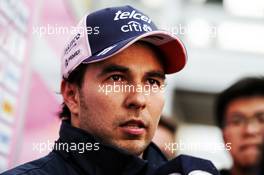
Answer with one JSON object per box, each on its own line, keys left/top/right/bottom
{"left": 83, "top": 30, "right": 187, "bottom": 74}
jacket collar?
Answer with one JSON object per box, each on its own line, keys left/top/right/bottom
{"left": 54, "top": 120, "right": 167, "bottom": 175}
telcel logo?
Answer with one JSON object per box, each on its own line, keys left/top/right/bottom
{"left": 114, "top": 10, "right": 152, "bottom": 24}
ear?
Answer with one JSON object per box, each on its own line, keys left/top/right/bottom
{"left": 61, "top": 80, "right": 80, "bottom": 117}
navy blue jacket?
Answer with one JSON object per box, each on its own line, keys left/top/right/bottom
{"left": 2, "top": 121, "right": 219, "bottom": 175}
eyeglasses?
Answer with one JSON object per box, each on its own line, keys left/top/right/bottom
{"left": 225, "top": 112, "right": 264, "bottom": 128}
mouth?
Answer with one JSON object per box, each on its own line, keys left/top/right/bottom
{"left": 240, "top": 143, "right": 261, "bottom": 152}
{"left": 119, "top": 120, "right": 146, "bottom": 136}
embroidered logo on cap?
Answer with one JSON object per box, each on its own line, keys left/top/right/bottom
{"left": 64, "top": 33, "right": 81, "bottom": 55}
{"left": 120, "top": 21, "right": 152, "bottom": 33}
{"left": 114, "top": 10, "right": 152, "bottom": 23}
{"left": 65, "top": 49, "right": 81, "bottom": 67}
{"left": 114, "top": 9, "right": 153, "bottom": 33}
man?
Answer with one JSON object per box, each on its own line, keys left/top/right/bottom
{"left": 3, "top": 5, "right": 219, "bottom": 175}
{"left": 215, "top": 77, "right": 264, "bottom": 175}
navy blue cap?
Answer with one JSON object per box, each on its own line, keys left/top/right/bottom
{"left": 62, "top": 5, "right": 187, "bottom": 78}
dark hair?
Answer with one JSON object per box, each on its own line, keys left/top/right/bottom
{"left": 159, "top": 115, "right": 177, "bottom": 133}
{"left": 215, "top": 77, "right": 264, "bottom": 128}
{"left": 58, "top": 64, "right": 88, "bottom": 119}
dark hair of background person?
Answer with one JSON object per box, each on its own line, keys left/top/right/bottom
{"left": 260, "top": 146, "right": 264, "bottom": 174}
{"left": 58, "top": 41, "right": 166, "bottom": 120}
{"left": 215, "top": 76, "right": 264, "bottom": 129}
{"left": 159, "top": 116, "right": 177, "bottom": 133}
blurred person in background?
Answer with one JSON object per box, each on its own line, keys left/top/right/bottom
{"left": 260, "top": 146, "right": 264, "bottom": 175}
{"left": 215, "top": 77, "right": 264, "bottom": 175}
{"left": 2, "top": 5, "right": 220, "bottom": 175}
{"left": 153, "top": 115, "right": 177, "bottom": 159}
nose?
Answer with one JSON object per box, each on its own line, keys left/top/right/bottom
{"left": 244, "top": 119, "right": 262, "bottom": 136}
{"left": 124, "top": 87, "right": 146, "bottom": 110}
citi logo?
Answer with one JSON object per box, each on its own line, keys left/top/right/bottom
{"left": 121, "top": 21, "right": 152, "bottom": 33}
{"left": 114, "top": 10, "right": 152, "bottom": 24}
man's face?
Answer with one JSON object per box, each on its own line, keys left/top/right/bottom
{"left": 223, "top": 96, "right": 264, "bottom": 168}
{"left": 71, "top": 43, "right": 165, "bottom": 156}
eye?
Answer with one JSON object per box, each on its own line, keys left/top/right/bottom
{"left": 256, "top": 113, "right": 264, "bottom": 123}
{"left": 109, "top": 74, "right": 124, "bottom": 82}
{"left": 147, "top": 78, "right": 161, "bottom": 86}
{"left": 228, "top": 115, "right": 245, "bottom": 126}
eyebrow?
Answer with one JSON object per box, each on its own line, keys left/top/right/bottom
{"left": 98, "top": 64, "right": 129, "bottom": 77}
{"left": 98, "top": 63, "right": 166, "bottom": 80}
{"left": 145, "top": 71, "right": 166, "bottom": 80}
